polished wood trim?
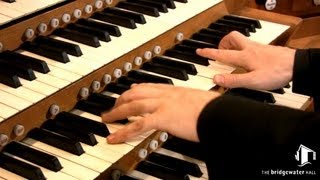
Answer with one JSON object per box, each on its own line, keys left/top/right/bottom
{"left": 0, "top": 0, "right": 305, "bottom": 177}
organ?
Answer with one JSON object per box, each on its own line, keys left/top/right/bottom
{"left": 0, "top": 0, "right": 313, "bottom": 179}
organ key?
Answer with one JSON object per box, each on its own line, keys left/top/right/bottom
{"left": 0, "top": 0, "right": 312, "bottom": 179}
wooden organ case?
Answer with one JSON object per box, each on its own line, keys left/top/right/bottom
{"left": 0, "top": 0, "right": 311, "bottom": 179}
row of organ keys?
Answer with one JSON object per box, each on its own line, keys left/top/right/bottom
{"left": 0, "top": 0, "right": 311, "bottom": 179}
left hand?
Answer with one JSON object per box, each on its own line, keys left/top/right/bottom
{"left": 101, "top": 83, "right": 221, "bottom": 144}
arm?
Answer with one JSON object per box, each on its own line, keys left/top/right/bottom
{"left": 198, "top": 94, "right": 320, "bottom": 179}
{"left": 293, "top": 49, "right": 320, "bottom": 96}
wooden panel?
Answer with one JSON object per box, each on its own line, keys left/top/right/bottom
{"left": 246, "top": 0, "right": 320, "bottom": 17}
{"left": 0, "top": 0, "right": 306, "bottom": 177}
{"left": 0, "top": 0, "right": 121, "bottom": 51}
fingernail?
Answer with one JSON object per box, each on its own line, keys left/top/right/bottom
{"left": 214, "top": 75, "right": 225, "bottom": 85}
{"left": 107, "top": 134, "right": 115, "bottom": 143}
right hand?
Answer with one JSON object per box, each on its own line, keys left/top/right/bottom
{"left": 101, "top": 83, "right": 221, "bottom": 144}
{"left": 196, "top": 31, "right": 296, "bottom": 90}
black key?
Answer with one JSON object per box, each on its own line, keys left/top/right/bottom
{"left": 32, "top": 36, "right": 82, "bottom": 57}
{"left": 117, "top": 76, "right": 140, "bottom": 86}
{"left": 284, "top": 84, "right": 291, "bottom": 88}
{"left": 165, "top": 49, "right": 209, "bottom": 66}
{"left": 218, "top": 18, "right": 256, "bottom": 32}
{"left": 128, "top": 70, "right": 174, "bottom": 84}
{"left": 67, "top": 23, "right": 111, "bottom": 42}
{"left": 270, "top": 88, "right": 285, "bottom": 94}
{"left": 136, "top": 161, "right": 189, "bottom": 180}
{"left": 104, "top": 7, "right": 147, "bottom": 24}
{"left": 191, "top": 33, "right": 221, "bottom": 45}
{"left": 0, "top": 153, "right": 45, "bottom": 180}
{"left": 116, "top": 1, "right": 160, "bottom": 17}
{"left": 0, "top": 60, "right": 36, "bottom": 81}
{"left": 0, "top": 51, "right": 50, "bottom": 73}
{"left": 174, "top": 0, "right": 187, "bottom": 3}
{"left": 41, "top": 119, "right": 98, "bottom": 146}
{"left": 181, "top": 39, "right": 217, "bottom": 49}
{"left": 55, "top": 111, "right": 110, "bottom": 137}
{"left": 127, "top": 0, "right": 168, "bottom": 13}
{"left": 3, "top": 0, "right": 15, "bottom": 2}
{"left": 93, "top": 12, "right": 137, "bottom": 29}
{"left": 105, "top": 82, "right": 130, "bottom": 94}
{"left": 0, "top": 70, "right": 21, "bottom": 88}
{"left": 223, "top": 15, "right": 262, "bottom": 29}
{"left": 119, "top": 175, "right": 139, "bottom": 180}
{"left": 87, "top": 93, "right": 116, "bottom": 110}
{"left": 3, "top": 141, "right": 62, "bottom": 172}
{"left": 173, "top": 44, "right": 198, "bottom": 54}
{"left": 27, "top": 128, "right": 84, "bottom": 156}
{"left": 21, "top": 41, "right": 70, "bottom": 63}
{"left": 226, "top": 88, "right": 276, "bottom": 103}
{"left": 163, "top": 136, "right": 204, "bottom": 160}
{"left": 77, "top": 19, "right": 122, "bottom": 37}
{"left": 35, "top": 36, "right": 82, "bottom": 57}
{"left": 158, "top": 0, "right": 176, "bottom": 9}
{"left": 209, "top": 22, "right": 250, "bottom": 36}
{"left": 199, "top": 28, "right": 228, "bottom": 37}
{"left": 152, "top": 56, "right": 197, "bottom": 75}
{"left": 76, "top": 100, "right": 110, "bottom": 116}
{"left": 142, "top": 61, "right": 189, "bottom": 80}
{"left": 147, "top": 152, "right": 203, "bottom": 177}
{"left": 53, "top": 28, "right": 100, "bottom": 47}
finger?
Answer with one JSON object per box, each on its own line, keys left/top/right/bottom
{"left": 213, "top": 72, "right": 258, "bottom": 89}
{"left": 219, "top": 31, "right": 251, "bottom": 50}
{"left": 107, "top": 115, "right": 156, "bottom": 144}
{"left": 196, "top": 48, "right": 246, "bottom": 67}
{"left": 102, "top": 98, "right": 160, "bottom": 123}
{"left": 114, "top": 84, "right": 171, "bottom": 107}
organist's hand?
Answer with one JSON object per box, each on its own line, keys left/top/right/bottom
{"left": 101, "top": 83, "right": 220, "bottom": 144}
{"left": 196, "top": 31, "right": 296, "bottom": 90}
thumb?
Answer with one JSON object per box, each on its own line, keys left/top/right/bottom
{"left": 213, "top": 73, "right": 255, "bottom": 89}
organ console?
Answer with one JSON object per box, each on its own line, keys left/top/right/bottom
{"left": 0, "top": 0, "right": 313, "bottom": 179}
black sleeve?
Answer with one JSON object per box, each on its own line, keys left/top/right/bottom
{"left": 197, "top": 95, "right": 320, "bottom": 179}
{"left": 293, "top": 49, "right": 320, "bottom": 96}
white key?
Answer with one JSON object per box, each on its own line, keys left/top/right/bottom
{"left": 0, "top": 13, "right": 11, "bottom": 25}
{"left": 3, "top": 152, "right": 77, "bottom": 180}
{"left": 0, "top": 83, "right": 46, "bottom": 103}
{"left": 34, "top": 72, "right": 70, "bottom": 89}
{"left": 71, "top": 109, "right": 135, "bottom": 155}
{"left": 156, "top": 148, "right": 208, "bottom": 179}
{"left": 19, "top": 77, "right": 58, "bottom": 96}
{"left": 94, "top": 135, "right": 134, "bottom": 155}
{"left": 19, "top": 51, "right": 82, "bottom": 83}
{"left": 0, "top": 90, "right": 31, "bottom": 110}
{"left": 20, "top": 51, "right": 92, "bottom": 76}
{"left": 0, "top": 5, "right": 24, "bottom": 19}
{"left": 23, "top": 138, "right": 112, "bottom": 173}
{"left": 0, "top": 167, "right": 26, "bottom": 180}
{"left": 80, "top": 142, "right": 123, "bottom": 163}
{"left": 1, "top": 0, "right": 64, "bottom": 15}
{"left": 21, "top": 142, "right": 100, "bottom": 180}
{"left": 72, "top": 109, "right": 152, "bottom": 146}
{"left": 127, "top": 170, "right": 161, "bottom": 180}
{"left": 0, "top": 1, "right": 36, "bottom": 13}
{"left": 0, "top": 116, "right": 3, "bottom": 122}
{"left": 271, "top": 92, "right": 305, "bottom": 109}
{"left": 160, "top": 56, "right": 235, "bottom": 79}
{"left": 0, "top": 103, "right": 19, "bottom": 119}
{"left": 137, "top": 69, "right": 215, "bottom": 91}
{"left": 107, "top": 125, "right": 144, "bottom": 146}
{"left": 249, "top": 20, "right": 290, "bottom": 44}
